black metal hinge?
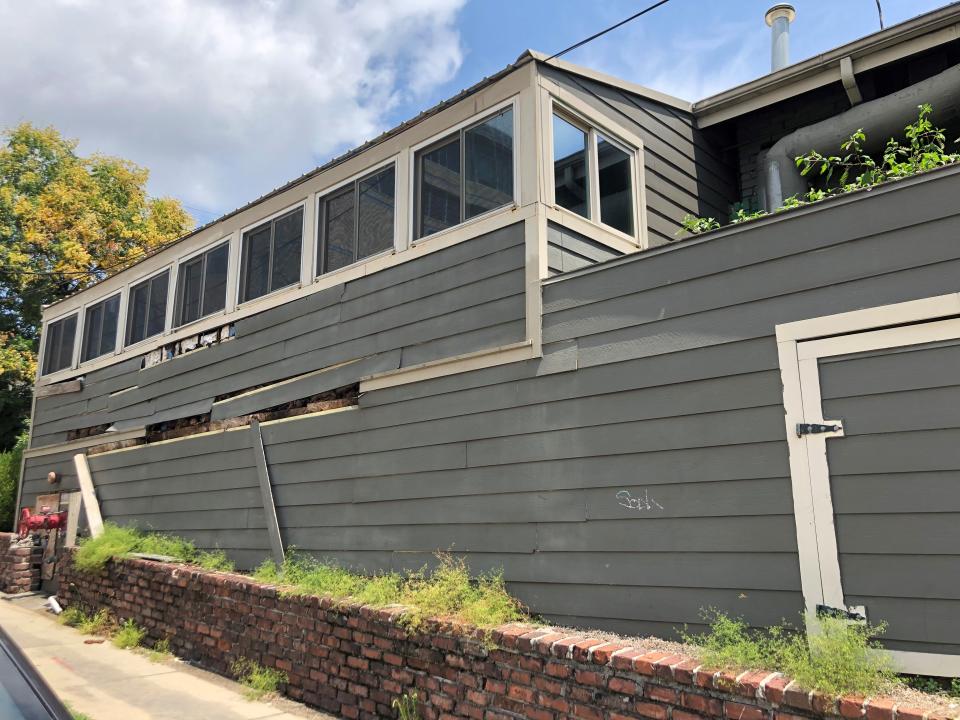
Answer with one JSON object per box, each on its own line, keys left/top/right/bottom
{"left": 796, "top": 422, "right": 842, "bottom": 437}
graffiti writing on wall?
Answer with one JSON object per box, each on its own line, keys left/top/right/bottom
{"left": 616, "top": 489, "right": 664, "bottom": 512}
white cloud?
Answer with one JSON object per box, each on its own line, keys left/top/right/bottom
{"left": 0, "top": 0, "right": 465, "bottom": 221}
{"left": 571, "top": 16, "right": 768, "bottom": 103}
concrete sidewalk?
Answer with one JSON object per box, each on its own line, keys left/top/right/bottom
{"left": 0, "top": 593, "right": 336, "bottom": 720}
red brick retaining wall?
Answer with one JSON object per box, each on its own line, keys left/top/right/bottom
{"left": 52, "top": 555, "right": 944, "bottom": 720}
{"left": 0, "top": 532, "right": 42, "bottom": 594}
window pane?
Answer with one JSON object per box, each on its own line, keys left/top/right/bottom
{"left": 99, "top": 295, "right": 120, "bottom": 357}
{"left": 147, "top": 271, "right": 169, "bottom": 338}
{"left": 56, "top": 315, "right": 77, "bottom": 372}
{"left": 201, "top": 244, "right": 228, "bottom": 317}
{"left": 177, "top": 256, "right": 203, "bottom": 326}
{"left": 552, "top": 114, "right": 588, "bottom": 218}
{"left": 322, "top": 186, "right": 356, "bottom": 273}
{"left": 271, "top": 208, "right": 303, "bottom": 291}
{"left": 418, "top": 138, "right": 460, "bottom": 238}
{"left": 357, "top": 167, "right": 395, "bottom": 259}
{"left": 465, "top": 109, "right": 513, "bottom": 219}
{"left": 81, "top": 303, "right": 102, "bottom": 362}
{"left": 126, "top": 280, "right": 150, "bottom": 345}
{"left": 241, "top": 223, "right": 271, "bottom": 302}
{"left": 597, "top": 134, "right": 634, "bottom": 235}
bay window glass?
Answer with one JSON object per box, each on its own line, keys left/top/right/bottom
{"left": 416, "top": 106, "right": 514, "bottom": 239}
{"left": 41, "top": 314, "right": 77, "bottom": 375}
{"left": 240, "top": 207, "right": 303, "bottom": 303}
{"left": 80, "top": 294, "right": 120, "bottom": 362}
{"left": 175, "top": 241, "right": 229, "bottom": 327}
{"left": 552, "top": 109, "right": 637, "bottom": 237}
{"left": 318, "top": 165, "right": 395, "bottom": 275}
{"left": 125, "top": 270, "right": 169, "bottom": 346}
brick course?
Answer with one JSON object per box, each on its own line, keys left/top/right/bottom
{"left": 0, "top": 532, "right": 42, "bottom": 594}
{"left": 44, "top": 551, "right": 947, "bottom": 720}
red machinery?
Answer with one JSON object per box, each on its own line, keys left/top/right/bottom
{"left": 18, "top": 507, "right": 68, "bottom": 539}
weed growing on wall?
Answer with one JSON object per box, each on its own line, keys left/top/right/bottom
{"left": 392, "top": 691, "right": 421, "bottom": 720}
{"left": 253, "top": 551, "right": 526, "bottom": 629}
{"left": 230, "top": 658, "right": 287, "bottom": 701}
{"left": 112, "top": 619, "right": 147, "bottom": 649}
{"left": 73, "top": 522, "right": 235, "bottom": 573}
{"left": 683, "top": 609, "right": 897, "bottom": 697}
{"left": 677, "top": 104, "right": 960, "bottom": 236}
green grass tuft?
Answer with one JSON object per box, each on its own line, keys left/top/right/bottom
{"left": 58, "top": 606, "right": 87, "bottom": 628}
{"left": 73, "top": 523, "right": 235, "bottom": 573}
{"left": 147, "top": 637, "right": 172, "bottom": 663}
{"left": 112, "top": 619, "right": 146, "bottom": 649}
{"left": 392, "top": 691, "right": 421, "bottom": 720}
{"left": 684, "top": 609, "right": 897, "bottom": 697}
{"left": 230, "top": 658, "right": 287, "bottom": 700}
{"left": 75, "top": 609, "right": 112, "bottom": 636}
{"left": 253, "top": 551, "right": 525, "bottom": 629}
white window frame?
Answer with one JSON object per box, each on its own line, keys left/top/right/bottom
{"left": 313, "top": 157, "right": 399, "bottom": 280}
{"left": 172, "top": 236, "right": 233, "bottom": 330}
{"left": 38, "top": 309, "right": 81, "bottom": 377}
{"left": 546, "top": 96, "right": 644, "bottom": 248}
{"left": 409, "top": 96, "right": 520, "bottom": 246}
{"left": 78, "top": 291, "right": 124, "bottom": 368}
{"left": 777, "top": 291, "right": 960, "bottom": 677}
{"left": 123, "top": 264, "right": 174, "bottom": 350}
{"left": 236, "top": 200, "right": 307, "bottom": 308}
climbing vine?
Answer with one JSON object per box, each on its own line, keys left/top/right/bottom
{"left": 677, "top": 104, "right": 960, "bottom": 236}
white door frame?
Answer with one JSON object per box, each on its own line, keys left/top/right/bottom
{"left": 776, "top": 291, "right": 960, "bottom": 677}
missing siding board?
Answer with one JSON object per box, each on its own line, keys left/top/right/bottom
{"left": 143, "top": 322, "right": 235, "bottom": 369}
{"left": 142, "top": 382, "right": 360, "bottom": 444}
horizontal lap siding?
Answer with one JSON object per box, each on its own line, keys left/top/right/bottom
{"left": 547, "top": 223, "right": 624, "bottom": 276}
{"left": 541, "top": 67, "right": 738, "bottom": 246}
{"left": 28, "top": 223, "right": 526, "bottom": 445}
{"left": 820, "top": 341, "right": 960, "bottom": 655}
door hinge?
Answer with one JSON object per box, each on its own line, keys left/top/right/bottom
{"left": 816, "top": 604, "right": 866, "bottom": 622}
{"left": 796, "top": 421, "right": 843, "bottom": 437}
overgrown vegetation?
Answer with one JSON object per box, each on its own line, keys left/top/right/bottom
{"left": 678, "top": 104, "right": 960, "bottom": 236}
{"left": 230, "top": 658, "right": 287, "bottom": 701}
{"left": 112, "top": 619, "right": 147, "bottom": 649}
{"left": 0, "top": 429, "right": 26, "bottom": 529}
{"left": 904, "top": 675, "right": 960, "bottom": 698}
{"left": 73, "top": 522, "right": 235, "bottom": 573}
{"left": 683, "top": 610, "right": 897, "bottom": 697}
{"left": 252, "top": 551, "right": 526, "bottom": 629}
{"left": 392, "top": 691, "right": 421, "bottom": 720}
{"left": 147, "top": 637, "right": 172, "bottom": 663}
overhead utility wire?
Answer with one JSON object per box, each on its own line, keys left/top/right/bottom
{"left": 875, "top": 0, "right": 884, "bottom": 30}
{"left": 546, "top": 0, "right": 673, "bottom": 61}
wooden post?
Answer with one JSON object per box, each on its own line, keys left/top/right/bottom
{"left": 73, "top": 453, "right": 104, "bottom": 538}
{"left": 250, "top": 420, "right": 285, "bottom": 566}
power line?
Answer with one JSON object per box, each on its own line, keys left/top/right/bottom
{"left": 875, "top": 0, "right": 884, "bottom": 29}
{"left": 547, "top": 0, "right": 673, "bottom": 61}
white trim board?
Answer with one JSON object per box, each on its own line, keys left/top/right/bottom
{"left": 777, "top": 294, "right": 960, "bottom": 677}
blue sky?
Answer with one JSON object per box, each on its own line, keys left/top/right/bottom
{"left": 0, "top": 0, "right": 950, "bottom": 222}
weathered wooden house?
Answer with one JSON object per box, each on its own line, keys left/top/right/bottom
{"left": 17, "top": 4, "right": 960, "bottom": 675}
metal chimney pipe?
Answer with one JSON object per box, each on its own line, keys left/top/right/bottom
{"left": 765, "top": 4, "right": 796, "bottom": 72}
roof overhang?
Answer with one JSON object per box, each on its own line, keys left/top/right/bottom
{"left": 693, "top": 2, "right": 960, "bottom": 128}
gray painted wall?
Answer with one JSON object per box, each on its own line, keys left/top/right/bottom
{"left": 541, "top": 65, "right": 739, "bottom": 245}
{"left": 547, "top": 222, "right": 624, "bottom": 276}
{"left": 20, "top": 167, "right": 960, "bottom": 645}
{"left": 820, "top": 340, "right": 960, "bottom": 656}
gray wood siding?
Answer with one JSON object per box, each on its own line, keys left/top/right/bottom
{"left": 541, "top": 66, "right": 738, "bottom": 246}
{"left": 27, "top": 223, "right": 526, "bottom": 449}
{"left": 547, "top": 222, "right": 624, "bottom": 276}
{"left": 21, "top": 167, "right": 960, "bottom": 640}
{"left": 820, "top": 340, "right": 960, "bottom": 656}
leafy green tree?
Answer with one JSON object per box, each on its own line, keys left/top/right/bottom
{"left": 0, "top": 430, "right": 27, "bottom": 530}
{"left": 0, "top": 123, "right": 192, "bottom": 449}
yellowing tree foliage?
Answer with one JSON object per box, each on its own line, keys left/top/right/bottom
{"left": 0, "top": 123, "right": 192, "bottom": 448}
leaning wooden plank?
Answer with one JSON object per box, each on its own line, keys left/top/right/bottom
{"left": 250, "top": 420, "right": 284, "bottom": 566}
{"left": 73, "top": 453, "right": 104, "bottom": 538}
{"left": 34, "top": 379, "right": 83, "bottom": 398}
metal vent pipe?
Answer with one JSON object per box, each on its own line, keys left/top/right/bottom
{"left": 765, "top": 4, "right": 796, "bottom": 72}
